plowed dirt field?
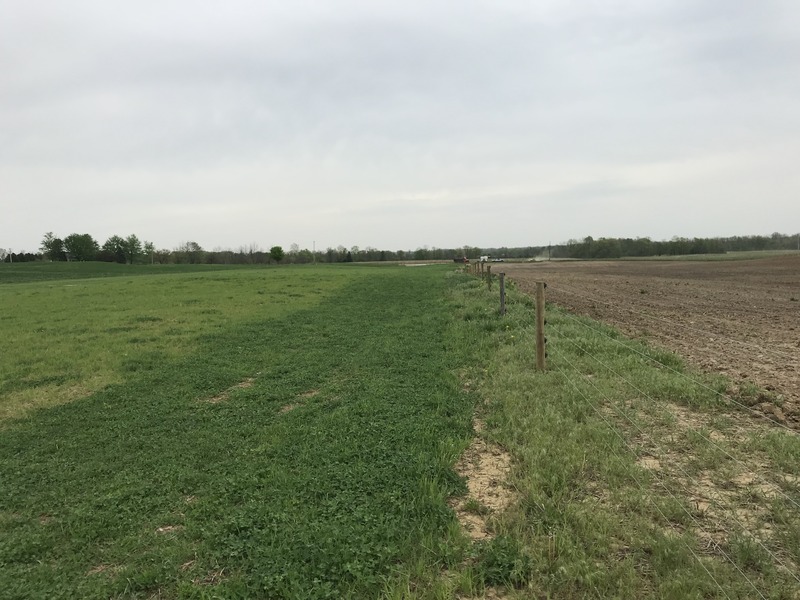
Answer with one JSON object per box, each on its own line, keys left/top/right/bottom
{"left": 501, "top": 255, "right": 800, "bottom": 427}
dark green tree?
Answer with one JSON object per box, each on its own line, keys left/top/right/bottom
{"left": 101, "top": 235, "right": 126, "bottom": 263}
{"left": 40, "top": 232, "right": 66, "bottom": 261}
{"left": 123, "top": 234, "right": 142, "bottom": 264}
{"left": 269, "top": 245, "right": 285, "bottom": 263}
{"left": 63, "top": 233, "right": 99, "bottom": 261}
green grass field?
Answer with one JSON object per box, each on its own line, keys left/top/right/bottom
{"left": 1, "top": 263, "right": 798, "bottom": 599}
{"left": 0, "top": 261, "right": 253, "bottom": 284}
{"left": 0, "top": 264, "right": 482, "bottom": 598}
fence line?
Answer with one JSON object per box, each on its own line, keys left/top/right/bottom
{"left": 553, "top": 343, "right": 800, "bottom": 580}
{"left": 558, "top": 334, "right": 800, "bottom": 512}
{"left": 464, "top": 267, "right": 795, "bottom": 433}
{"left": 554, "top": 308, "right": 798, "bottom": 436}
{"left": 463, "top": 267, "right": 797, "bottom": 592}
{"left": 552, "top": 361, "right": 747, "bottom": 600}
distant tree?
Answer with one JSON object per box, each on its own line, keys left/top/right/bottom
{"left": 100, "top": 235, "right": 126, "bottom": 263}
{"left": 122, "top": 234, "right": 142, "bottom": 264}
{"left": 176, "top": 241, "right": 205, "bottom": 264}
{"left": 40, "top": 232, "right": 66, "bottom": 261}
{"left": 269, "top": 245, "right": 285, "bottom": 263}
{"left": 413, "top": 247, "right": 430, "bottom": 260}
{"left": 296, "top": 249, "right": 314, "bottom": 263}
{"left": 64, "top": 233, "right": 99, "bottom": 261}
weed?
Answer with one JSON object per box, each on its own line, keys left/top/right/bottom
{"left": 475, "top": 536, "right": 532, "bottom": 587}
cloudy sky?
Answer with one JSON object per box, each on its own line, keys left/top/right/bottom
{"left": 2, "top": 0, "right": 799, "bottom": 253}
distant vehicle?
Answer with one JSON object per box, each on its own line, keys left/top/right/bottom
{"left": 479, "top": 255, "right": 490, "bottom": 262}
{"left": 453, "top": 256, "right": 469, "bottom": 263}
{"left": 491, "top": 258, "right": 505, "bottom": 262}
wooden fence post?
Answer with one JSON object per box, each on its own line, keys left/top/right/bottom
{"left": 536, "top": 281, "right": 546, "bottom": 371}
{"left": 486, "top": 265, "right": 492, "bottom": 289}
{"left": 499, "top": 272, "right": 506, "bottom": 315}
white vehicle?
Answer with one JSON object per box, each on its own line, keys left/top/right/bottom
{"left": 479, "top": 255, "right": 490, "bottom": 262}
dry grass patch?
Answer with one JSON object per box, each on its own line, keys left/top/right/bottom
{"left": 86, "top": 564, "right": 122, "bottom": 577}
{"left": 205, "top": 375, "right": 258, "bottom": 403}
{"left": 155, "top": 525, "right": 184, "bottom": 535}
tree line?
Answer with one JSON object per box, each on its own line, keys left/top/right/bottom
{"left": 550, "top": 232, "right": 800, "bottom": 260}
{"left": 1, "top": 231, "right": 798, "bottom": 265}
{"left": 32, "top": 233, "right": 289, "bottom": 265}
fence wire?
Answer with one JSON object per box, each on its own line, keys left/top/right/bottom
{"left": 551, "top": 306, "right": 798, "bottom": 437}
{"left": 551, "top": 343, "right": 800, "bottom": 586}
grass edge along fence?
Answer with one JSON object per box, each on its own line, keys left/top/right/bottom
{"left": 449, "top": 267, "right": 800, "bottom": 598}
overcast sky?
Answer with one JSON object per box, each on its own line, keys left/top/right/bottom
{"left": 2, "top": 0, "right": 799, "bottom": 253}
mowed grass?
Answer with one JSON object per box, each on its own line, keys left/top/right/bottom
{"left": 0, "top": 261, "right": 251, "bottom": 284}
{"left": 0, "top": 266, "right": 342, "bottom": 422}
{"left": 0, "top": 265, "right": 478, "bottom": 598}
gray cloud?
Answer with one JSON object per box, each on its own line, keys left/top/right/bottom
{"left": 2, "top": 0, "right": 799, "bottom": 252}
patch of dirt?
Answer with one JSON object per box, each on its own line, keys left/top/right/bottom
{"left": 279, "top": 403, "right": 298, "bottom": 414}
{"left": 502, "top": 256, "right": 800, "bottom": 428}
{"left": 206, "top": 375, "right": 259, "bottom": 403}
{"left": 603, "top": 394, "right": 797, "bottom": 569}
{"left": 637, "top": 456, "right": 661, "bottom": 471}
{"left": 297, "top": 389, "right": 319, "bottom": 399}
{"left": 155, "top": 525, "right": 184, "bottom": 535}
{"left": 451, "top": 419, "right": 513, "bottom": 541}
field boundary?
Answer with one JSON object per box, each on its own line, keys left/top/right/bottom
{"left": 452, "top": 264, "right": 800, "bottom": 597}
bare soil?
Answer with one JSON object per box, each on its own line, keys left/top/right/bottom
{"left": 500, "top": 256, "right": 800, "bottom": 426}
{"left": 451, "top": 419, "right": 513, "bottom": 541}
